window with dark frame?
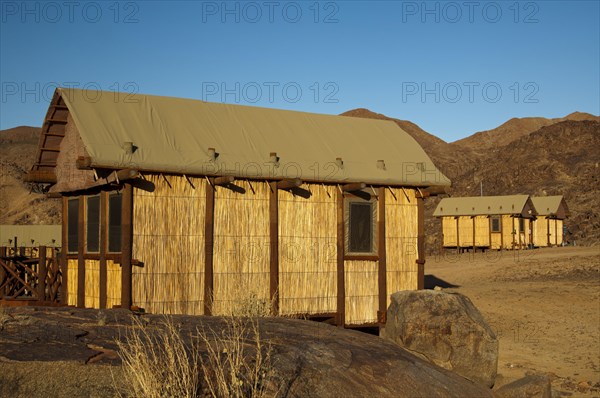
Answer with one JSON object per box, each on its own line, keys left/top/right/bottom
{"left": 86, "top": 196, "right": 100, "bottom": 253}
{"left": 108, "top": 193, "right": 122, "bottom": 253}
{"left": 491, "top": 216, "right": 501, "bottom": 233}
{"left": 518, "top": 218, "right": 525, "bottom": 232}
{"left": 348, "top": 201, "right": 375, "bottom": 254}
{"left": 67, "top": 198, "right": 79, "bottom": 253}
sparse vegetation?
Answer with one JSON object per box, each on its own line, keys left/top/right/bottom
{"left": 0, "top": 306, "right": 11, "bottom": 330}
{"left": 116, "top": 286, "right": 278, "bottom": 398}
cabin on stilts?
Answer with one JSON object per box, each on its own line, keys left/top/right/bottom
{"left": 433, "top": 195, "right": 537, "bottom": 251}
{"left": 531, "top": 196, "right": 569, "bottom": 247}
{"left": 25, "top": 87, "right": 450, "bottom": 327}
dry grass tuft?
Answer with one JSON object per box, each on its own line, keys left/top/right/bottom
{"left": 0, "top": 306, "right": 11, "bottom": 330}
{"left": 115, "top": 287, "right": 279, "bottom": 398}
{"left": 115, "top": 316, "right": 200, "bottom": 398}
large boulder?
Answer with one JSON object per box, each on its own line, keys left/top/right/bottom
{"left": 0, "top": 307, "right": 495, "bottom": 398}
{"left": 381, "top": 290, "right": 499, "bottom": 388}
{"left": 495, "top": 374, "right": 552, "bottom": 398}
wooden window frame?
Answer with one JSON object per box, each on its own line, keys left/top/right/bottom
{"left": 518, "top": 217, "right": 525, "bottom": 233}
{"left": 490, "top": 216, "right": 501, "bottom": 233}
{"left": 107, "top": 191, "right": 123, "bottom": 254}
{"left": 67, "top": 197, "right": 79, "bottom": 253}
{"left": 344, "top": 196, "right": 378, "bottom": 258}
{"left": 85, "top": 195, "right": 101, "bottom": 254}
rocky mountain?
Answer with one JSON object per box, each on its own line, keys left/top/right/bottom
{"left": 340, "top": 111, "right": 600, "bottom": 248}
{"left": 451, "top": 112, "right": 599, "bottom": 157}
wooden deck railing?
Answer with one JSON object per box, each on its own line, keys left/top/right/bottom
{"left": 0, "top": 246, "right": 62, "bottom": 304}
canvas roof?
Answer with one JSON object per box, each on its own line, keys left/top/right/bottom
{"left": 57, "top": 88, "right": 450, "bottom": 187}
{"left": 530, "top": 196, "right": 569, "bottom": 218}
{"left": 433, "top": 195, "right": 537, "bottom": 217}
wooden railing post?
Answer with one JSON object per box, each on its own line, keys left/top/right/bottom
{"left": 0, "top": 247, "right": 6, "bottom": 297}
{"left": 37, "top": 245, "right": 47, "bottom": 301}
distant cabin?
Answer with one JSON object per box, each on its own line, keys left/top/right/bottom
{"left": 531, "top": 196, "right": 569, "bottom": 247}
{"left": 26, "top": 88, "right": 450, "bottom": 328}
{"left": 433, "top": 195, "right": 537, "bottom": 250}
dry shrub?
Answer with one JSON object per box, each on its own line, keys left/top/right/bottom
{"left": 116, "top": 287, "right": 278, "bottom": 398}
{"left": 115, "top": 316, "right": 200, "bottom": 398}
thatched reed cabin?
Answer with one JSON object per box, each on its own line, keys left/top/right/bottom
{"left": 433, "top": 195, "right": 537, "bottom": 251}
{"left": 531, "top": 196, "right": 569, "bottom": 247}
{"left": 26, "top": 87, "right": 450, "bottom": 327}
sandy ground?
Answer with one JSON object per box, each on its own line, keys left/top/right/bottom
{"left": 426, "top": 246, "right": 600, "bottom": 396}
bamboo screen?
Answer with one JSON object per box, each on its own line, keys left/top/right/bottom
{"left": 279, "top": 184, "right": 337, "bottom": 316}
{"left": 458, "top": 216, "right": 474, "bottom": 247}
{"left": 385, "top": 188, "right": 418, "bottom": 306}
{"left": 556, "top": 220, "right": 563, "bottom": 245}
{"left": 501, "top": 215, "right": 515, "bottom": 249}
{"left": 67, "top": 259, "right": 77, "bottom": 306}
{"left": 474, "top": 216, "right": 490, "bottom": 247}
{"left": 132, "top": 174, "right": 206, "bottom": 315}
{"left": 441, "top": 217, "right": 457, "bottom": 246}
{"left": 344, "top": 260, "right": 378, "bottom": 325}
{"left": 212, "top": 181, "right": 270, "bottom": 315}
{"left": 106, "top": 259, "right": 121, "bottom": 308}
{"left": 532, "top": 217, "right": 548, "bottom": 247}
{"left": 84, "top": 259, "right": 100, "bottom": 308}
{"left": 547, "top": 218, "right": 562, "bottom": 245}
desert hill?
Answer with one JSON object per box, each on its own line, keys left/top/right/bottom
{"left": 451, "top": 112, "right": 600, "bottom": 156}
{"left": 0, "top": 126, "right": 61, "bottom": 225}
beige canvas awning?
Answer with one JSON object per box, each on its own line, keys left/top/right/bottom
{"left": 57, "top": 88, "right": 450, "bottom": 187}
{"left": 531, "top": 196, "right": 569, "bottom": 218}
{"left": 433, "top": 195, "right": 537, "bottom": 218}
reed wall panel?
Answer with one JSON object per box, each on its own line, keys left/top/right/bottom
{"left": 458, "top": 216, "right": 474, "bottom": 247}
{"left": 67, "top": 259, "right": 78, "bottom": 306}
{"left": 132, "top": 174, "right": 206, "bottom": 315}
{"left": 385, "top": 188, "right": 418, "bottom": 306}
{"left": 556, "top": 220, "right": 563, "bottom": 245}
{"left": 533, "top": 217, "right": 548, "bottom": 247}
{"left": 84, "top": 259, "right": 100, "bottom": 308}
{"left": 344, "top": 260, "right": 378, "bottom": 325}
{"left": 490, "top": 233, "right": 502, "bottom": 249}
{"left": 501, "top": 215, "right": 515, "bottom": 249}
{"left": 279, "top": 184, "right": 337, "bottom": 315}
{"left": 474, "top": 216, "right": 490, "bottom": 247}
{"left": 441, "top": 217, "right": 457, "bottom": 247}
{"left": 106, "top": 260, "right": 121, "bottom": 308}
{"left": 212, "top": 181, "right": 270, "bottom": 316}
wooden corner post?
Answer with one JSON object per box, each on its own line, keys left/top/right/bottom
{"left": 204, "top": 179, "right": 215, "bottom": 315}
{"left": 99, "top": 191, "right": 108, "bottom": 309}
{"left": 336, "top": 189, "right": 345, "bottom": 327}
{"left": 37, "top": 245, "right": 47, "bottom": 301}
{"left": 377, "top": 187, "right": 387, "bottom": 320}
{"left": 269, "top": 182, "right": 279, "bottom": 315}
{"left": 61, "top": 196, "right": 68, "bottom": 304}
{"left": 120, "top": 184, "right": 133, "bottom": 310}
{"left": 416, "top": 193, "right": 425, "bottom": 290}
{"left": 77, "top": 196, "right": 85, "bottom": 308}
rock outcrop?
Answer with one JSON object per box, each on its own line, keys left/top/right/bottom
{"left": 382, "top": 290, "right": 499, "bottom": 388}
{"left": 495, "top": 374, "right": 552, "bottom": 398}
{"left": 0, "top": 307, "right": 494, "bottom": 398}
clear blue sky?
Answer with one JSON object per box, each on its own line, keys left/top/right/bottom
{"left": 1, "top": 0, "right": 598, "bottom": 142}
